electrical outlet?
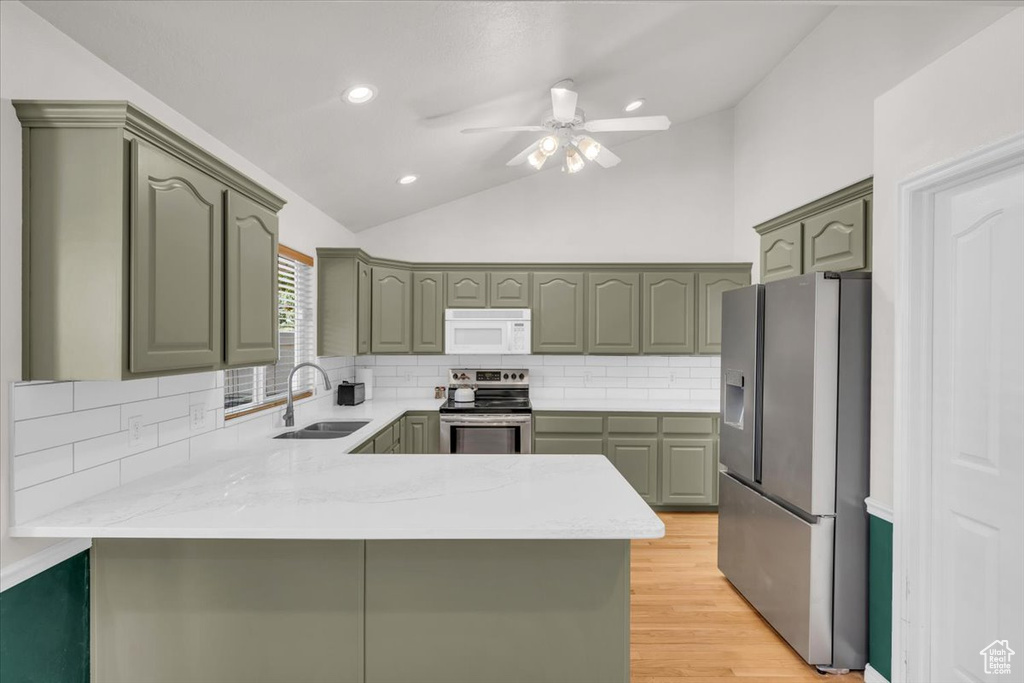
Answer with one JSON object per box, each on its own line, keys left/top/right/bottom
{"left": 128, "top": 416, "right": 142, "bottom": 447}
{"left": 404, "top": 372, "right": 413, "bottom": 383}
{"left": 583, "top": 370, "right": 594, "bottom": 383}
{"left": 190, "top": 403, "right": 206, "bottom": 431}
{"left": 669, "top": 372, "right": 677, "bottom": 383}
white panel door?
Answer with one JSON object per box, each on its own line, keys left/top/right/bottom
{"left": 931, "top": 161, "right": 1023, "bottom": 681}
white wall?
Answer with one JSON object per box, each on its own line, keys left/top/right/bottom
{"left": 871, "top": 9, "right": 1024, "bottom": 507}
{"left": 357, "top": 110, "right": 737, "bottom": 264}
{"left": 733, "top": 4, "right": 1010, "bottom": 280}
{"left": 0, "top": 1, "right": 357, "bottom": 571}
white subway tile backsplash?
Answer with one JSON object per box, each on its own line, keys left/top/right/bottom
{"left": 627, "top": 356, "right": 670, "bottom": 367}
{"left": 627, "top": 377, "right": 670, "bottom": 389}
{"left": 606, "top": 366, "right": 648, "bottom": 378}
{"left": 75, "top": 378, "right": 158, "bottom": 410}
{"left": 74, "top": 425, "right": 158, "bottom": 471}
{"left": 670, "top": 356, "right": 713, "bottom": 367}
{"left": 15, "top": 462, "right": 120, "bottom": 524}
{"left": 689, "top": 367, "right": 719, "bottom": 378}
{"left": 546, "top": 355, "right": 584, "bottom": 365}
{"left": 121, "top": 441, "right": 189, "bottom": 484}
{"left": 374, "top": 356, "right": 419, "bottom": 366}
{"left": 158, "top": 416, "right": 191, "bottom": 446}
{"left": 12, "top": 382, "right": 73, "bottom": 421}
{"left": 9, "top": 358, "right": 356, "bottom": 524}
{"left": 564, "top": 388, "right": 608, "bottom": 399}
{"left": 565, "top": 366, "right": 606, "bottom": 377}
{"left": 585, "top": 355, "right": 628, "bottom": 366}
{"left": 157, "top": 372, "right": 219, "bottom": 397}
{"left": 13, "top": 445, "right": 73, "bottom": 490}
{"left": 120, "top": 394, "right": 189, "bottom": 429}
{"left": 529, "top": 388, "right": 564, "bottom": 400}
{"left": 14, "top": 406, "right": 121, "bottom": 455}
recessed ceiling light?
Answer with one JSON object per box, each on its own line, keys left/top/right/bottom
{"left": 344, "top": 84, "right": 377, "bottom": 104}
{"left": 397, "top": 175, "right": 418, "bottom": 185}
{"left": 624, "top": 98, "right": 645, "bottom": 113}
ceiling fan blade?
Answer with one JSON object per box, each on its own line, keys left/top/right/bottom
{"left": 587, "top": 139, "right": 621, "bottom": 168}
{"left": 506, "top": 139, "right": 541, "bottom": 166}
{"left": 551, "top": 87, "right": 579, "bottom": 124}
{"left": 582, "top": 115, "right": 671, "bottom": 133}
{"left": 461, "top": 125, "right": 548, "bottom": 134}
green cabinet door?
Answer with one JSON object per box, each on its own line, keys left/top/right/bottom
{"left": 412, "top": 271, "right": 444, "bottom": 353}
{"left": 405, "top": 413, "right": 440, "bottom": 454}
{"left": 607, "top": 437, "right": 659, "bottom": 504}
{"left": 760, "top": 222, "right": 803, "bottom": 283}
{"left": 532, "top": 272, "right": 585, "bottom": 354}
{"left": 533, "top": 436, "right": 606, "bottom": 455}
{"left": 803, "top": 198, "right": 868, "bottom": 273}
{"left": 446, "top": 271, "right": 488, "bottom": 308}
{"left": 224, "top": 191, "right": 279, "bottom": 367}
{"left": 352, "top": 439, "right": 374, "bottom": 454}
{"left": 588, "top": 272, "right": 640, "bottom": 354}
{"left": 371, "top": 267, "right": 412, "bottom": 353}
{"left": 660, "top": 437, "right": 716, "bottom": 505}
{"left": 374, "top": 423, "right": 396, "bottom": 453}
{"left": 357, "top": 260, "right": 371, "bottom": 354}
{"left": 489, "top": 272, "right": 531, "bottom": 307}
{"left": 697, "top": 271, "right": 751, "bottom": 355}
{"left": 641, "top": 272, "right": 695, "bottom": 354}
{"left": 130, "top": 139, "right": 225, "bottom": 374}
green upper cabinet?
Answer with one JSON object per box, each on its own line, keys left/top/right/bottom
{"left": 760, "top": 222, "right": 803, "bottom": 283}
{"left": 371, "top": 267, "right": 412, "bottom": 353}
{"left": 641, "top": 272, "right": 695, "bottom": 354}
{"left": 130, "top": 139, "right": 226, "bottom": 374}
{"left": 446, "top": 271, "right": 487, "bottom": 308}
{"left": 803, "top": 198, "right": 868, "bottom": 273}
{"left": 660, "top": 437, "right": 716, "bottom": 505}
{"left": 697, "top": 271, "right": 750, "bottom": 355}
{"left": 357, "top": 260, "right": 372, "bottom": 355}
{"left": 588, "top": 272, "right": 640, "bottom": 354}
{"left": 607, "top": 437, "right": 659, "bottom": 504}
{"left": 317, "top": 255, "right": 371, "bottom": 357}
{"left": 532, "top": 272, "right": 585, "bottom": 354}
{"left": 412, "top": 271, "right": 444, "bottom": 353}
{"left": 224, "top": 191, "right": 279, "bottom": 367}
{"left": 755, "top": 178, "right": 872, "bottom": 284}
{"left": 489, "top": 272, "right": 531, "bottom": 307}
{"left": 16, "top": 101, "right": 285, "bottom": 381}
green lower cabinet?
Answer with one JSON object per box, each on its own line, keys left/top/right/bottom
{"left": 373, "top": 424, "right": 396, "bottom": 454}
{"left": 405, "top": 412, "right": 440, "bottom": 454}
{"left": 606, "top": 437, "right": 658, "bottom": 504}
{"left": 351, "top": 439, "right": 374, "bottom": 455}
{"left": 660, "top": 438, "right": 717, "bottom": 505}
{"left": 534, "top": 436, "right": 605, "bottom": 455}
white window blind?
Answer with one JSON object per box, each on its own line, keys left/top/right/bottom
{"left": 225, "top": 250, "right": 315, "bottom": 416}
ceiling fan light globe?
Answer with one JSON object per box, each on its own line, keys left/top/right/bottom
{"left": 578, "top": 138, "right": 602, "bottom": 161}
{"left": 527, "top": 149, "right": 547, "bottom": 170}
{"left": 538, "top": 135, "right": 559, "bottom": 156}
{"left": 565, "top": 147, "right": 585, "bottom": 174}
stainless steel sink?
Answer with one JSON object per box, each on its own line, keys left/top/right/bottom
{"left": 302, "top": 421, "right": 370, "bottom": 434}
{"left": 273, "top": 420, "right": 370, "bottom": 440}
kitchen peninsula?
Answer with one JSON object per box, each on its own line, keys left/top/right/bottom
{"left": 13, "top": 401, "right": 664, "bottom": 683}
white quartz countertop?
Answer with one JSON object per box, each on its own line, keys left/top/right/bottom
{"left": 531, "top": 398, "right": 719, "bottom": 413}
{"left": 12, "top": 398, "right": 665, "bottom": 541}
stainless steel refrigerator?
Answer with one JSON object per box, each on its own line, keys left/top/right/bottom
{"left": 717, "top": 271, "right": 870, "bottom": 672}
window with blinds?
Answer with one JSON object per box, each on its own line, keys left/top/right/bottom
{"left": 225, "top": 248, "right": 316, "bottom": 417}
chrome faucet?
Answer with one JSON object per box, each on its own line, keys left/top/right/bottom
{"left": 283, "top": 362, "right": 332, "bottom": 427}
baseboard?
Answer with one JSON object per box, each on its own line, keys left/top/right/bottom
{"left": 0, "top": 538, "right": 91, "bottom": 592}
{"left": 865, "top": 496, "right": 894, "bottom": 523}
{"left": 864, "top": 663, "right": 890, "bottom": 683}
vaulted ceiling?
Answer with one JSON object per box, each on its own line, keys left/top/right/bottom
{"left": 25, "top": 1, "right": 832, "bottom": 230}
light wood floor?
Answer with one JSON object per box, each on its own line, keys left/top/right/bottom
{"left": 630, "top": 511, "right": 865, "bottom": 683}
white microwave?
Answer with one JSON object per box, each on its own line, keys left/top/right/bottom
{"left": 444, "top": 309, "right": 531, "bottom": 355}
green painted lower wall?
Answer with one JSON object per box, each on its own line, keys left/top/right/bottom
{"left": 868, "top": 515, "right": 893, "bottom": 681}
{"left": 0, "top": 550, "right": 90, "bottom": 683}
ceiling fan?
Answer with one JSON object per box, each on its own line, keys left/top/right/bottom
{"left": 461, "top": 79, "right": 671, "bottom": 174}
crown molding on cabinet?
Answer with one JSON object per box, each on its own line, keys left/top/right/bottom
{"left": 316, "top": 248, "right": 753, "bottom": 273}
{"left": 753, "top": 177, "right": 872, "bottom": 236}
{"left": 13, "top": 100, "right": 286, "bottom": 212}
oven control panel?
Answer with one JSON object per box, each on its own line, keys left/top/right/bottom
{"left": 449, "top": 368, "right": 529, "bottom": 387}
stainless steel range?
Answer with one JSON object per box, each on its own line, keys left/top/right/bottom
{"left": 439, "top": 369, "right": 532, "bottom": 454}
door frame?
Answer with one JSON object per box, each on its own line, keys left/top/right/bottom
{"left": 892, "top": 131, "right": 1024, "bottom": 683}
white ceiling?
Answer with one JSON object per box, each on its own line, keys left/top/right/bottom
{"left": 25, "top": 1, "right": 832, "bottom": 231}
